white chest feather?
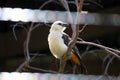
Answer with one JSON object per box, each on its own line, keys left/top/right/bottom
{"left": 48, "top": 32, "right": 68, "bottom": 59}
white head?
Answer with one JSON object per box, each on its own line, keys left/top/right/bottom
{"left": 50, "top": 21, "right": 68, "bottom": 32}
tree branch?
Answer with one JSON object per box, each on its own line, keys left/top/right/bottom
{"left": 59, "top": 0, "right": 84, "bottom": 73}
{"left": 77, "top": 41, "right": 120, "bottom": 59}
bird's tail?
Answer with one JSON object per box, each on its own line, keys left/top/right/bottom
{"left": 70, "top": 53, "right": 88, "bottom": 74}
{"left": 71, "top": 53, "right": 81, "bottom": 65}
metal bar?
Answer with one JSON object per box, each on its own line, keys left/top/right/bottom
{"left": 0, "top": 7, "right": 120, "bottom": 26}
{"left": 0, "top": 72, "right": 119, "bottom": 80}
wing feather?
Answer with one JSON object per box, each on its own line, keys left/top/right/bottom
{"left": 62, "top": 33, "right": 81, "bottom": 63}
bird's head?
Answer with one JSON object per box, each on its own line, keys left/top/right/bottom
{"left": 50, "top": 21, "right": 68, "bottom": 32}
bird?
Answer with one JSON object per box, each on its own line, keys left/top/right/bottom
{"left": 48, "top": 21, "right": 81, "bottom": 65}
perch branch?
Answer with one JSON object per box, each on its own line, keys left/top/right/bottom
{"left": 59, "top": 0, "right": 84, "bottom": 73}
{"left": 58, "top": 0, "right": 72, "bottom": 73}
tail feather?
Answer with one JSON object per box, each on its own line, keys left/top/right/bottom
{"left": 71, "top": 53, "right": 80, "bottom": 65}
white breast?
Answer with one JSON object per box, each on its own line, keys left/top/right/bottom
{"left": 48, "top": 32, "right": 68, "bottom": 59}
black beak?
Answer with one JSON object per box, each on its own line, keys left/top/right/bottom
{"left": 58, "top": 23, "right": 69, "bottom": 28}
{"left": 62, "top": 23, "right": 69, "bottom": 27}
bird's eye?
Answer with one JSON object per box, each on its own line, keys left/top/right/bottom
{"left": 58, "top": 23, "right": 62, "bottom": 25}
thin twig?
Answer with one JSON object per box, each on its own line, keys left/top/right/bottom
{"left": 27, "top": 65, "right": 57, "bottom": 73}
{"left": 75, "top": 0, "right": 79, "bottom": 7}
{"left": 59, "top": 0, "right": 70, "bottom": 11}
{"left": 77, "top": 41, "right": 120, "bottom": 59}
{"left": 67, "top": 1, "right": 75, "bottom": 5}
{"left": 16, "top": 61, "right": 28, "bottom": 72}
{"left": 59, "top": 0, "right": 74, "bottom": 25}
{"left": 39, "top": 0, "right": 55, "bottom": 9}
{"left": 24, "top": 30, "right": 31, "bottom": 61}
{"left": 30, "top": 53, "right": 47, "bottom": 57}
{"left": 79, "top": 24, "right": 87, "bottom": 33}
{"left": 85, "top": 0, "right": 103, "bottom": 8}
{"left": 24, "top": 23, "right": 34, "bottom": 61}
{"left": 31, "top": 23, "right": 43, "bottom": 31}
{"left": 104, "top": 56, "right": 115, "bottom": 75}
{"left": 16, "top": 0, "right": 57, "bottom": 72}
{"left": 20, "top": 0, "right": 56, "bottom": 72}
{"left": 12, "top": 22, "right": 27, "bottom": 40}
{"left": 23, "top": 0, "right": 57, "bottom": 61}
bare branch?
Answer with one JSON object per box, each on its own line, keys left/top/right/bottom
{"left": 85, "top": 0, "right": 103, "bottom": 8}
{"left": 21, "top": 0, "right": 58, "bottom": 69}
{"left": 67, "top": 1, "right": 75, "bottom": 5}
{"left": 59, "top": 0, "right": 70, "bottom": 11}
{"left": 16, "top": 61, "right": 28, "bottom": 72}
{"left": 39, "top": 0, "right": 54, "bottom": 9}
{"left": 23, "top": 23, "right": 35, "bottom": 61}
{"left": 31, "top": 23, "right": 44, "bottom": 30}
{"left": 79, "top": 24, "right": 87, "bottom": 33}
{"left": 23, "top": 0, "right": 56, "bottom": 61}
{"left": 59, "top": 0, "right": 74, "bottom": 25}
{"left": 58, "top": 0, "right": 73, "bottom": 73}
{"left": 12, "top": 22, "right": 27, "bottom": 40}
{"left": 59, "top": 0, "right": 84, "bottom": 73}
{"left": 24, "top": 30, "right": 31, "bottom": 61}
{"left": 30, "top": 53, "right": 47, "bottom": 57}
{"left": 27, "top": 65, "right": 57, "bottom": 73}
{"left": 23, "top": 0, "right": 59, "bottom": 61}
{"left": 104, "top": 56, "right": 115, "bottom": 75}
{"left": 77, "top": 41, "right": 120, "bottom": 59}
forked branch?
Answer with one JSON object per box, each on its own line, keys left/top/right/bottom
{"left": 59, "top": 0, "right": 84, "bottom": 73}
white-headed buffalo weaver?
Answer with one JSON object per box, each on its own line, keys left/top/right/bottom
{"left": 48, "top": 21, "right": 81, "bottom": 65}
